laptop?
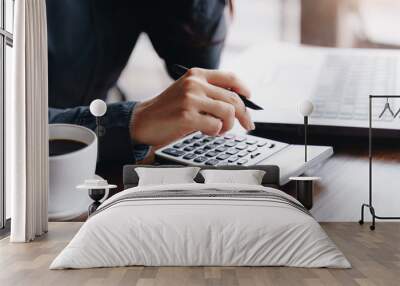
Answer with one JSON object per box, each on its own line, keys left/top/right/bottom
{"left": 223, "top": 43, "right": 400, "bottom": 140}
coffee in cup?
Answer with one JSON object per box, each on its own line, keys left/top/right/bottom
{"left": 49, "top": 124, "right": 97, "bottom": 220}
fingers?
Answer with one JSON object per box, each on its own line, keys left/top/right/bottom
{"left": 186, "top": 68, "right": 251, "bottom": 98}
{"left": 178, "top": 68, "right": 255, "bottom": 135}
{"left": 190, "top": 112, "right": 223, "bottom": 136}
{"left": 203, "top": 84, "right": 255, "bottom": 131}
{"left": 192, "top": 96, "right": 236, "bottom": 134}
{"left": 180, "top": 70, "right": 255, "bottom": 132}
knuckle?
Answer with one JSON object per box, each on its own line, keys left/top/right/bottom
{"left": 227, "top": 72, "right": 238, "bottom": 83}
{"left": 215, "top": 101, "right": 225, "bottom": 113}
{"left": 225, "top": 104, "right": 236, "bottom": 117}
{"left": 230, "top": 92, "right": 242, "bottom": 106}
{"left": 217, "top": 102, "right": 234, "bottom": 118}
{"left": 181, "top": 76, "right": 197, "bottom": 91}
{"left": 186, "top": 68, "right": 201, "bottom": 77}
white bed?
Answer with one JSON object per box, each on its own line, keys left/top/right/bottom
{"left": 50, "top": 183, "right": 350, "bottom": 269}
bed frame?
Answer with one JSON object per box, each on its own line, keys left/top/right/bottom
{"left": 123, "top": 165, "right": 280, "bottom": 189}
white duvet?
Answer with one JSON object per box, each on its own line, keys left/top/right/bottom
{"left": 50, "top": 183, "right": 350, "bottom": 269}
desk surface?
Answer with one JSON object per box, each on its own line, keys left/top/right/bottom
{"left": 306, "top": 145, "right": 400, "bottom": 221}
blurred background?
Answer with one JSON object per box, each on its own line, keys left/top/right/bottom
{"left": 111, "top": 0, "right": 400, "bottom": 103}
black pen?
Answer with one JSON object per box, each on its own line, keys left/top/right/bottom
{"left": 171, "top": 64, "right": 263, "bottom": 110}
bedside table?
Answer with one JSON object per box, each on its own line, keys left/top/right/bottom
{"left": 77, "top": 177, "right": 117, "bottom": 216}
{"left": 289, "top": 177, "right": 320, "bottom": 210}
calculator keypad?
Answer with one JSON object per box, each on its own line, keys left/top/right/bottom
{"left": 157, "top": 132, "right": 288, "bottom": 166}
{"left": 183, "top": 153, "right": 196, "bottom": 160}
{"left": 216, "top": 153, "right": 230, "bottom": 160}
{"left": 205, "top": 159, "right": 219, "bottom": 166}
{"left": 162, "top": 148, "right": 185, "bottom": 157}
{"left": 194, "top": 156, "right": 207, "bottom": 163}
{"left": 194, "top": 149, "right": 206, "bottom": 155}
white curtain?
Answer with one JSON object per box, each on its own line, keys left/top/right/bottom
{"left": 7, "top": 0, "right": 49, "bottom": 242}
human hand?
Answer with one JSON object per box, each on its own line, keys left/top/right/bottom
{"left": 130, "top": 68, "right": 255, "bottom": 147}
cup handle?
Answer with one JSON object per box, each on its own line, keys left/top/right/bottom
{"left": 100, "top": 188, "right": 109, "bottom": 203}
{"left": 93, "top": 174, "right": 110, "bottom": 203}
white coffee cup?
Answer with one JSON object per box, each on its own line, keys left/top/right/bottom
{"left": 49, "top": 124, "right": 97, "bottom": 221}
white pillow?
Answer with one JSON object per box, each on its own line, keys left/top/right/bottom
{"left": 135, "top": 167, "right": 200, "bottom": 186}
{"left": 200, "top": 169, "right": 266, "bottom": 185}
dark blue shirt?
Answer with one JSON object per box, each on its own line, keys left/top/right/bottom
{"left": 46, "top": 0, "right": 226, "bottom": 163}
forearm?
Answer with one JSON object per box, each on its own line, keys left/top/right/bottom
{"left": 48, "top": 101, "right": 149, "bottom": 163}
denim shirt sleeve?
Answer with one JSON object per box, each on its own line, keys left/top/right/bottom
{"left": 48, "top": 101, "right": 149, "bottom": 163}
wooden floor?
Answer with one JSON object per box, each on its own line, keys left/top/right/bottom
{"left": 0, "top": 222, "right": 399, "bottom": 286}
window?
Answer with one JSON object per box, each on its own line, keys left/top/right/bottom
{"left": 0, "top": 0, "right": 13, "bottom": 231}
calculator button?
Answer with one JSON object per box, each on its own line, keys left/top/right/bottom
{"left": 247, "top": 145, "right": 257, "bottom": 152}
{"left": 216, "top": 146, "right": 228, "bottom": 152}
{"left": 268, "top": 143, "right": 275, "bottom": 148}
{"left": 225, "top": 141, "right": 237, "bottom": 147}
{"left": 237, "top": 158, "right": 248, "bottom": 165}
{"left": 257, "top": 141, "right": 268, "bottom": 147}
{"left": 204, "top": 143, "right": 218, "bottom": 150}
{"left": 194, "top": 149, "right": 206, "bottom": 154}
{"left": 205, "top": 159, "right": 219, "bottom": 166}
{"left": 192, "top": 133, "right": 205, "bottom": 139}
{"left": 183, "top": 153, "right": 196, "bottom": 160}
{"left": 202, "top": 137, "right": 214, "bottom": 143}
{"left": 235, "top": 136, "right": 246, "bottom": 142}
{"left": 193, "top": 142, "right": 204, "bottom": 147}
{"left": 183, "top": 139, "right": 195, "bottom": 144}
{"left": 162, "top": 148, "right": 185, "bottom": 157}
{"left": 224, "top": 134, "right": 235, "bottom": 139}
{"left": 236, "top": 143, "right": 248, "bottom": 150}
{"left": 216, "top": 153, "right": 230, "bottom": 160}
{"left": 194, "top": 156, "right": 207, "bottom": 163}
{"left": 205, "top": 151, "right": 218, "bottom": 157}
{"left": 226, "top": 148, "right": 239, "bottom": 155}
{"left": 228, "top": 156, "right": 239, "bottom": 162}
{"left": 173, "top": 143, "right": 185, "bottom": 149}
{"left": 184, "top": 146, "right": 195, "bottom": 152}
{"left": 214, "top": 139, "right": 225, "bottom": 145}
{"left": 246, "top": 139, "right": 257, "bottom": 145}
{"left": 251, "top": 152, "right": 261, "bottom": 159}
{"left": 238, "top": 150, "right": 248, "bottom": 157}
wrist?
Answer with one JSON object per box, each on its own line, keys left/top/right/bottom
{"left": 129, "top": 101, "right": 152, "bottom": 161}
{"left": 129, "top": 100, "right": 150, "bottom": 145}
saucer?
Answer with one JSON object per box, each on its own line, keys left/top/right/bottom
{"left": 77, "top": 178, "right": 117, "bottom": 190}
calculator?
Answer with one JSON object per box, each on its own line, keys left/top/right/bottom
{"left": 155, "top": 131, "right": 289, "bottom": 166}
